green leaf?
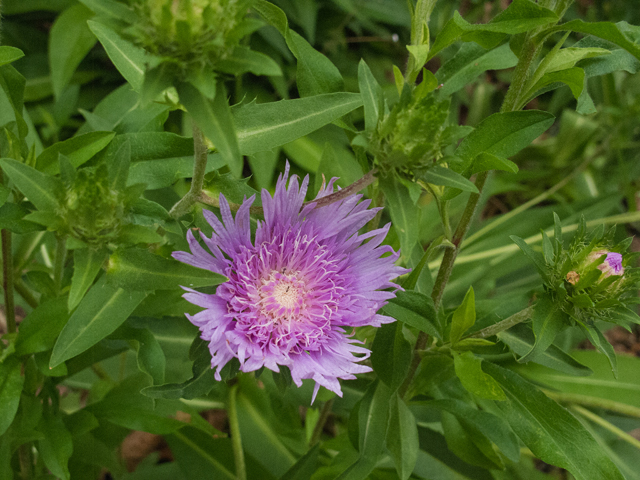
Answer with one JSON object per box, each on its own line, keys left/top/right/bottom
{"left": 525, "top": 67, "right": 586, "bottom": 105}
{"left": 0, "top": 46, "right": 25, "bottom": 67}
{"left": 379, "top": 174, "right": 420, "bottom": 262}
{"left": 37, "top": 412, "right": 73, "bottom": 480}
{"left": 50, "top": 276, "right": 147, "bottom": 367}
{"left": 450, "top": 287, "right": 476, "bottom": 345}
{"left": 313, "top": 143, "right": 363, "bottom": 193}
{"left": 233, "top": 93, "right": 363, "bottom": 155}
{"left": 548, "top": 20, "right": 640, "bottom": 61}
{"left": 107, "top": 248, "right": 226, "bottom": 292}
{"left": 430, "top": 0, "right": 558, "bottom": 59}
{"left": 178, "top": 81, "right": 242, "bottom": 177}
{"left": 68, "top": 248, "right": 108, "bottom": 311}
{"left": 287, "top": 30, "right": 343, "bottom": 97}
{"left": 498, "top": 324, "right": 592, "bottom": 376}
{"left": 111, "top": 325, "right": 166, "bottom": 385}
{"left": 386, "top": 394, "right": 419, "bottom": 480}
{"left": 49, "top": 4, "right": 97, "bottom": 98}
{"left": 142, "top": 368, "right": 216, "bottom": 400}
{"left": 15, "top": 297, "right": 70, "bottom": 355}
{"left": 581, "top": 325, "right": 617, "bottom": 378}
{"left": 371, "top": 321, "right": 411, "bottom": 391}
{"left": 87, "top": 20, "right": 146, "bottom": 91}
{"left": 470, "top": 152, "right": 518, "bottom": 175}
{"left": 516, "top": 350, "right": 640, "bottom": 409}
{"left": 423, "top": 165, "right": 478, "bottom": 193}
{"left": 129, "top": 153, "right": 225, "bottom": 190}
{"left": 436, "top": 43, "right": 518, "bottom": 96}
{"left": 0, "top": 158, "right": 63, "bottom": 211}
{"left": 88, "top": 376, "right": 186, "bottom": 435}
{"left": 456, "top": 110, "right": 555, "bottom": 170}
{"left": 483, "top": 362, "right": 625, "bottom": 480}
{"left": 357, "top": 59, "right": 382, "bottom": 134}
{"left": 453, "top": 351, "right": 506, "bottom": 400}
{"left": 166, "top": 427, "right": 236, "bottom": 480}
{"left": 518, "top": 296, "right": 566, "bottom": 363}
{"left": 422, "top": 399, "right": 520, "bottom": 463}
{"left": 510, "top": 235, "right": 549, "bottom": 280}
{"left": 382, "top": 290, "right": 440, "bottom": 339}
{"left": 280, "top": 444, "right": 320, "bottom": 480}
{"left": 0, "top": 357, "right": 24, "bottom": 436}
{"left": 218, "top": 46, "right": 282, "bottom": 77}
{"left": 339, "top": 381, "right": 392, "bottom": 479}
{"left": 79, "top": 0, "right": 133, "bottom": 19}
{"left": 36, "top": 131, "right": 115, "bottom": 174}
{"left": 107, "top": 138, "right": 131, "bottom": 191}
{"left": 141, "top": 64, "right": 174, "bottom": 104}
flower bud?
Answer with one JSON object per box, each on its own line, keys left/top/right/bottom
{"left": 587, "top": 250, "right": 624, "bottom": 277}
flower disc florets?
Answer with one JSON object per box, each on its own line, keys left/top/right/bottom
{"left": 173, "top": 165, "right": 407, "bottom": 399}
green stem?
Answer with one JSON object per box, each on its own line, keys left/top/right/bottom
{"left": 2, "top": 229, "right": 15, "bottom": 334}
{"left": 170, "top": 122, "right": 210, "bottom": 218}
{"left": 466, "top": 306, "right": 534, "bottom": 339}
{"left": 501, "top": 35, "right": 544, "bottom": 113}
{"left": 545, "top": 391, "right": 640, "bottom": 419}
{"left": 228, "top": 385, "right": 246, "bottom": 480}
{"left": 14, "top": 280, "right": 38, "bottom": 309}
{"left": 399, "top": 172, "right": 489, "bottom": 399}
{"left": 18, "top": 443, "right": 33, "bottom": 480}
{"left": 309, "top": 398, "right": 334, "bottom": 446}
{"left": 571, "top": 405, "right": 640, "bottom": 451}
{"left": 53, "top": 236, "right": 66, "bottom": 295}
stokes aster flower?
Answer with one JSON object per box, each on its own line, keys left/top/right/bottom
{"left": 173, "top": 165, "right": 406, "bottom": 399}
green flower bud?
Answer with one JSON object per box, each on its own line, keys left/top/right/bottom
{"left": 372, "top": 91, "right": 450, "bottom": 177}
{"left": 130, "top": 0, "right": 253, "bottom": 73}
{"left": 62, "top": 165, "right": 126, "bottom": 246}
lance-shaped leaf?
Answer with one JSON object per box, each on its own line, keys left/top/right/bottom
{"left": 423, "top": 165, "right": 479, "bottom": 193}
{"left": 498, "top": 323, "right": 592, "bottom": 376}
{"left": 358, "top": 59, "right": 383, "bottom": 134}
{"left": 111, "top": 325, "right": 166, "bottom": 385}
{"left": 430, "top": 0, "right": 558, "bottom": 59}
{"left": 454, "top": 351, "right": 506, "bottom": 400}
{"left": 178, "top": 81, "right": 242, "bottom": 177}
{"left": 69, "top": 248, "right": 108, "bottom": 310}
{"left": 36, "top": 131, "right": 115, "bottom": 174}
{"left": 379, "top": 175, "right": 420, "bottom": 262}
{"left": 382, "top": 290, "right": 440, "bottom": 339}
{"left": 217, "top": 46, "right": 282, "bottom": 77}
{"left": 0, "top": 46, "right": 24, "bottom": 67}
{"left": 422, "top": 399, "right": 520, "bottom": 463}
{"left": 0, "top": 357, "right": 24, "bottom": 436}
{"left": 580, "top": 324, "right": 617, "bottom": 378}
{"left": 0, "top": 158, "right": 63, "bottom": 212}
{"left": 386, "top": 394, "right": 419, "bottom": 480}
{"left": 15, "top": 297, "right": 70, "bottom": 355}
{"left": 456, "top": 110, "right": 555, "bottom": 171}
{"left": 483, "top": 362, "right": 625, "bottom": 480}
{"left": 233, "top": 93, "right": 362, "bottom": 155}
{"left": 371, "top": 321, "right": 411, "bottom": 391}
{"left": 49, "top": 3, "right": 97, "bottom": 98}
{"left": 518, "top": 295, "right": 566, "bottom": 363}
{"left": 107, "top": 248, "right": 226, "bottom": 291}
{"left": 38, "top": 412, "right": 73, "bottom": 480}
{"left": 510, "top": 234, "right": 549, "bottom": 281}
{"left": 50, "top": 276, "right": 147, "bottom": 367}
{"left": 449, "top": 287, "right": 476, "bottom": 344}
{"left": 88, "top": 20, "right": 146, "bottom": 91}
{"left": 107, "top": 138, "right": 130, "bottom": 191}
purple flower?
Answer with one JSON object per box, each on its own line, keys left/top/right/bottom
{"left": 173, "top": 165, "right": 406, "bottom": 400}
{"left": 589, "top": 249, "right": 625, "bottom": 277}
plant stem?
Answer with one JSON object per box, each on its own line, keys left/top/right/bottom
{"left": 466, "top": 305, "right": 534, "bottom": 339}
{"left": 545, "top": 391, "right": 640, "bottom": 419}
{"left": 309, "top": 398, "right": 334, "bottom": 446}
{"left": 18, "top": 444, "right": 33, "bottom": 480}
{"left": 14, "top": 280, "right": 38, "bottom": 309}
{"left": 399, "top": 172, "right": 489, "bottom": 399}
{"left": 2, "top": 229, "right": 16, "bottom": 334}
{"left": 53, "top": 235, "right": 66, "bottom": 295}
{"left": 170, "top": 122, "right": 210, "bottom": 218}
{"left": 228, "top": 384, "right": 246, "bottom": 480}
{"left": 501, "top": 35, "right": 544, "bottom": 113}
{"left": 571, "top": 405, "right": 640, "bottom": 451}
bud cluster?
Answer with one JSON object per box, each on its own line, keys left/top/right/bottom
{"left": 129, "top": 0, "right": 254, "bottom": 74}
{"left": 371, "top": 88, "right": 450, "bottom": 178}
{"left": 541, "top": 218, "right": 639, "bottom": 328}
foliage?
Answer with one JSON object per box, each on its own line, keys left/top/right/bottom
{"left": 0, "top": 0, "right": 640, "bottom": 479}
